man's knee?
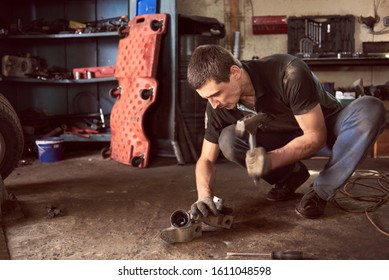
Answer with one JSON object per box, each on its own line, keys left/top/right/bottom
{"left": 356, "top": 96, "right": 385, "bottom": 122}
{"left": 348, "top": 96, "right": 386, "bottom": 132}
{"left": 219, "top": 125, "right": 245, "bottom": 163}
{"left": 219, "top": 125, "right": 236, "bottom": 160}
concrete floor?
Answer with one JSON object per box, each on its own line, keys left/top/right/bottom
{"left": 1, "top": 148, "right": 389, "bottom": 260}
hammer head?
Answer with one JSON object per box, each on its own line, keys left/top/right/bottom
{"left": 235, "top": 113, "right": 273, "bottom": 136}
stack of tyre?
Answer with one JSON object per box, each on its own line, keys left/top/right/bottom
{"left": 0, "top": 93, "right": 23, "bottom": 179}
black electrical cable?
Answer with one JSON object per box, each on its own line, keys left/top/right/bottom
{"left": 374, "top": 0, "right": 381, "bottom": 19}
{"left": 333, "top": 170, "right": 389, "bottom": 237}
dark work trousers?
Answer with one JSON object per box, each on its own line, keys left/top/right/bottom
{"left": 218, "top": 96, "right": 386, "bottom": 201}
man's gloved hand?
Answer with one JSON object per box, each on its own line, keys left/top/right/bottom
{"left": 245, "top": 147, "right": 270, "bottom": 178}
{"left": 190, "top": 196, "right": 219, "bottom": 218}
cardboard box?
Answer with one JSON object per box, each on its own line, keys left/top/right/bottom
{"left": 374, "top": 128, "right": 389, "bottom": 158}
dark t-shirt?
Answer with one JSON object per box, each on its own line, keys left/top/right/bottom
{"left": 204, "top": 54, "right": 343, "bottom": 144}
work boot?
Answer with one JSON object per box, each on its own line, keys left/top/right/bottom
{"left": 266, "top": 162, "right": 310, "bottom": 201}
{"left": 295, "top": 188, "right": 327, "bottom": 219}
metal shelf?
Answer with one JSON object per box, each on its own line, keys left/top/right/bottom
{"left": 303, "top": 57, "right": 389, "bottom": 67}
{"left": 60, "top": 133, "right": 111, "bottom": 142}
{"left": 0, "top": 32, "right": 118, "bottom": 39}
{"left": 0, "top": 76, "right": 117, "bottom": 84}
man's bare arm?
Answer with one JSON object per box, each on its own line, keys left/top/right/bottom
{"left": 195, "top": 139, "right": 220, "bottom": 199}
{"left": 268, "top": 103, "right": 327, "bottom": 170}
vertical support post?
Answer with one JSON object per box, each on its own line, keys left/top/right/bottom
{"left": 229, "top": 0, "right": 239, "bottom": 51}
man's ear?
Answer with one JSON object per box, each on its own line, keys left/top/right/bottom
{"left": 230, "top": 65, "right": 242, "bottom": 80}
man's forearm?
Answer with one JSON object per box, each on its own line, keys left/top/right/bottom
{"left": 195, "top": 158, "right": 216, "bottom": 199}
{"left": 268, "top": 104, "right": 327, "bottom": 171}
{"left": 268, "top": 132, "right": 325, "bottom": 170}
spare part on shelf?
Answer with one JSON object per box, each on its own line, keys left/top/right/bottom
{"left": 9, "top": 18, "right": 68, "bottom": 35}
{"left": 178, "top": 15, "right": 226, "bottom": 38}
{"left": 109, "top": 13, "right": 168, "bottom": 168}
{"left": 1, "top": 55, "right": 41, "bottom": 78}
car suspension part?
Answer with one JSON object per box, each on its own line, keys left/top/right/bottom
{"left": 160, "top": 196, "right": 234, "bottom": 244}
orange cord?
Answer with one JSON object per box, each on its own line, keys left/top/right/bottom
{"left": 333, "top": 170, "right": 389, "bottom": 237}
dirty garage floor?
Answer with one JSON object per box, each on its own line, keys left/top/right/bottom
{"left": 1, "top": 149, "right": 389, "bottom": 260}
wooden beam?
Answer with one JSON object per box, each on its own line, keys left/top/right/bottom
{"left": 229, "top": 0, "right": 239, "bottom": 49}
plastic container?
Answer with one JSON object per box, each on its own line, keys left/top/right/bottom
{"left": 136, "top": 0, "right": 157, "bottom": 16}
{"left": 35, "top": 137, "right": 64, "bottom": 163}
{"left": 335, "top": 91, "right": 355, "bottom": 107}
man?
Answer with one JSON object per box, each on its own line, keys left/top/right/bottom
{"left": 187, "top": 44, "right": 385, "bottom": 219}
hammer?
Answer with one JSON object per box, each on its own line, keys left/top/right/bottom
{"left": 235, "top": 113, "right": 273, "bottom": 185}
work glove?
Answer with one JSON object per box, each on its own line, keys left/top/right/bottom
{"left": 190, "top": 196, "right": 219, "bottom": 218}
{"left": 245, "top": 147, "right": 270, "bottom": 178}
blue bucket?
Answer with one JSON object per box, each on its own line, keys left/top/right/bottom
{"left": 35, "top": 137, "right": 64, "bottom": 163}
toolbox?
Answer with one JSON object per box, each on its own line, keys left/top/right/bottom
{"left": 287, "top": 15, "right": 355, "bottom": 58}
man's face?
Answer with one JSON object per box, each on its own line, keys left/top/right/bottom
{"left": 196, "top": 66, "right": 242, "bottom": 110}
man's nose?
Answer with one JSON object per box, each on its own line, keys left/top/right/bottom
{"left": 208, "top": 98, "right": 219, "bottom": 109}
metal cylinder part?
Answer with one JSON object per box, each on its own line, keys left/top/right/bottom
{"left": 86, "top": 71, "right": 93, "bottom": 79}
{"left": 233, "top": 31, "right": 240, "bottom": 59}
{"left": 170, "top": 209, "right": 191, "bottom": 228}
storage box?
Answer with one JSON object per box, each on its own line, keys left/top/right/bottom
{"left": 136, "top": 0, "right": 157, "bottom": 15}
{"left": 362, "top": 41, "right": 389, "bottom": 56}
{"left": 72, "top": 65, "right": 115, "bottom": 79}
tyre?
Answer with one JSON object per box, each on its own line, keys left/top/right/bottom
{"left": 0, "top": 93, "right": 24, "bottom": 179}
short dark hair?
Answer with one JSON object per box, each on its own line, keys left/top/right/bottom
{"left": 187, "top": 44, "right": 242, "bottom": 89}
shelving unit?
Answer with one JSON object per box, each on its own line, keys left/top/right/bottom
{"left": 0, "top": 0, "right": 182, "bottom": 160}
{"left": 0, "top": 0, "right": 129, "bottom": 141}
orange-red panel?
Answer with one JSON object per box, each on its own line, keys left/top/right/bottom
{"left": 110, "top": 13, "right": 168, "bottom": 167}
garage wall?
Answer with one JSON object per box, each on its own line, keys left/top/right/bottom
{"left": 177, "top": 0, "right": 389, "bottom": 87}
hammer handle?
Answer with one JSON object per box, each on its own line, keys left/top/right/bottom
{"left": 248, "top": 133, "right": 259, "bottom": 185}
{"left": 249, "top": 133, "right": 256, "bottom": 151}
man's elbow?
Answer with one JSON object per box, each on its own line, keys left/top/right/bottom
{"left": 196, "top": 155, "right": 216, "bottom": 170}
{"left": 314, "top": 129, "right": 327, "bottom": 151}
